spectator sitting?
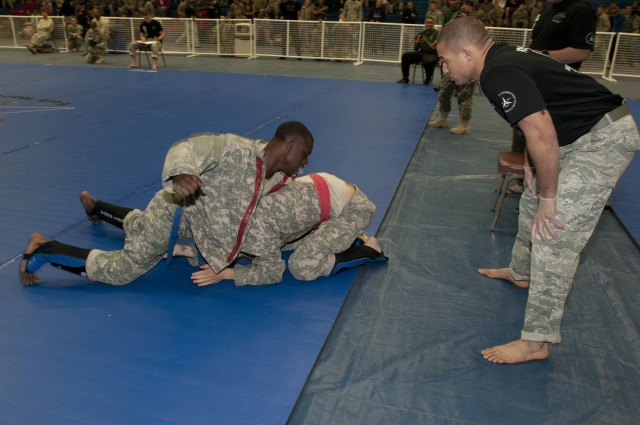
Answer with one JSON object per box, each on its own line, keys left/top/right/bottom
{"left": 368, "top": 0, "right": 387, "bottom": 21}
{"left": 402, "top": 1, "right": 417, "bottom": 23}
{"left": 596, "top": 4, "right": 611, "bottom": 32}
{"left": 312, "top": 0, "right": 329, "bottom": 20}
{"left": 511, "top": 3, "right": 528, "bottom": 28}
{"left": 397, "top": 17, "right": 439, "bottom": 84}
{"left": 425, "top": 1, "right": 444, "bottom": 25}
{"left": 66, "top": 15, "right": 84, "bottom": 51}
{"left": 128, "top": 13, "right": 165, "bottom": 70}
{"left": 486, "top": 1, "right": 503, "bottom": 27}
{"left": 26, "top": 9, "right": 54, "bottom": 54}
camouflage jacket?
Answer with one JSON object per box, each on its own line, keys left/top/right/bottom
{"left": 162, "top": 133, "right": 287, "bottom": 273}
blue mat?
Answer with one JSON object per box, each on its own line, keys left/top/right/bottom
{"left": 0, "top": 64, "right": 437, "bottom": 424}
{"left": 609, "top": 98, "right": 640, "bottom": 246}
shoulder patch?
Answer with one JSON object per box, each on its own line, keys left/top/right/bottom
{"left": 498, "top": 91, "right": 517, "bottom": 113}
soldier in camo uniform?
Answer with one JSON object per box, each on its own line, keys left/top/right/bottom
{"left": 188, "top": 172, "right": 387, "bottom": 286}
{"left": 66, "top": 16, "right": 84, "bottom": 52}
{"left": 438, "top": 17, "right": 640, "bottom": 364}
{"left": 85, "top": 21, "right": 107, "bottom": 64}
{"left": 428, "top": 74, "right": 476, "bottom": 134}
{"left": 428, "top": 2, "right": 477, "bottom": 135}
{"left": 19, "top": 122, "right": 314, "bottom": 286}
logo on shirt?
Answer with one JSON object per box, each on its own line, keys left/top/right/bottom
{"left": 586, "top": 32, "right": 594, "bottom": 46}
{"left": 498, "top": 91, "right": 516, "bottom": 113}
{"left": 552, "top": 12, "right": 565, "bottom": 24}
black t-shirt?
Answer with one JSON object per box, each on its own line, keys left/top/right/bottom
{"left": 530, "top": 0, "right": 595, "bottom": 69}
{"left": 140, "top": 19, "right": 163, "bottom": 39}
{"left": 480, "top": 43, "right": 623, "bottom": 146}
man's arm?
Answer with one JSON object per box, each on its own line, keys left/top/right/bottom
{"left": 162, "top": 134, "right": 227, "bottom": 193}
{"left": 517, "top": 110, "right": 565, "bottom": 242}
{"left": 546, "top": 47, "right": 591, "bottom": 65}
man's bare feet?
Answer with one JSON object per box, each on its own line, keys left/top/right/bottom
{"left": 477, "top": 268, "right": 529, "bottom": 289}
{"left": 19, "top": 233, "right": 50, "bottom": 285}
{"left": 364, "top": 236, "right": 382, "bottom": 253}
{"left": 80, "top": 191, "right": 102, "bottom": 224}
{"left": 481, "top": 339, "right": 550, "bottom": 364}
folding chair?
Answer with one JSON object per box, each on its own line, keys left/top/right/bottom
{"left": 138, "top": 42, "right": 166, "bottom": 68}
{"left": 490, "top": 151, "right": 525, "bottom": 231}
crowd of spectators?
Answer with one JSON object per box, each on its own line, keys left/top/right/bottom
{"left": 4, "top": 0, "right": 639, "bottom": 32}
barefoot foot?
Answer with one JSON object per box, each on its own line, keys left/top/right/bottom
{"left": 364, "top": 236, "right": 382, "bottom": 253}
{"left": 19, "top": 233, "right": 50, "bottom": 285}
{"left": 481, "top": 339, "right": 550, "bottom": 364}
{"left": 478, "top": 267, "right": 529, "bottom": 289}
{"left": 80, "top": 191, "right": 102, "bottom": 224}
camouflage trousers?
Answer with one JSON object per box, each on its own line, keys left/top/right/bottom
{"left": 437, "top": 74, "right": 476, "bottom": 120}
{"left": 287, "top": 189, "right": 375, "bottom": 281}
{"left": 130, "top": 41, "right": 161, "bottom": 59}
{"left": 86, "top": 190, "right": 189, "bottom": 285}
{"left": 67, "top": 35, "right": 83, "bottom": 51}
{"left": 87, "top": 45, "right": 106, "bottom": 63}
{"left": 508, "top": 114, "right": 640, "bottom": 343}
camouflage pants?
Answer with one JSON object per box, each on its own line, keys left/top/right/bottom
{"left": 87, "top": 45, "right": 106, "bottom": 63}
{"left": 129, "top": 41, "right": 161, "bottom": 59}
{"left": 288, "top": 189, "right": 375, "bottom": 281}
{"left": 437, "top": 74, "right": 476, "bottom": 120}
{"left": 31, "top": 31, "right": 49, "bottom": 46}
{"left": 508, "top": 114, "right": 640, "bottom": 343}
{"left": 68, "top": 35, "right": 83, "bottom": 50}
{"left": 86, "top": 190, "right": 187, "bottom": 285}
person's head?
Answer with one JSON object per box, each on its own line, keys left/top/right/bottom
{"left": 437, "top": 16, "right": 491, "bottom": 84}
{"left": 448, "top": 0, "right": 459, "bottom": 7}
{"left": 375, "top": 0, "right": 382, "bottom": 7}
{"left": 266, "top": 121, "right": 314, "bottom": 177}
{"left": 460, "top": 0, "right": 474, "bottom": 15}
{"left": 69, "top": 16, "right": 77, "bottom": 24}
{"left": 429, "top": 1, "right": 438, "bottom": 10}
{"left": 424, "top": 16, "right": 435, "bottom": 28}
{"left": 406, "top": 1, "right": 414, "bottom": 9}
{"left": 41, "top": 8, "right": 49, "bottom": 17}
{"left": 144, "top": 12, "right": 154, "bottom": 22}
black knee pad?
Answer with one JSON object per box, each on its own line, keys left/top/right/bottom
{"left": 331, "top": 245, "right": 388, "bottom": 276}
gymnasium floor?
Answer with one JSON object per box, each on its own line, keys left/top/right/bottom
{"left": 2, "top": 50, "right": 640, "bottom": 425}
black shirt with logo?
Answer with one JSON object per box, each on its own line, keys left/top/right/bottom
{"left": 480, "top": 43, "right": 622, "bottom": 146}
{"left": 140, "top": 19, "right": 163, "bottom": 39}
{"left": 530, "top": 0, "right": 595, "bottom": 69}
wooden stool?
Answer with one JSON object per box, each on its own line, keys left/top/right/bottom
{"left": 491, "top": 151, "right": 525, "bottom": 231}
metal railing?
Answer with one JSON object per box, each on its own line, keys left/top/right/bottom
{"left": 1, "top": 15, "right": 637, "bottom": 80}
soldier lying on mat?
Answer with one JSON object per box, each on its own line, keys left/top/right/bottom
{"left": 19, "top": 173, "right": 387, "bottom": 286}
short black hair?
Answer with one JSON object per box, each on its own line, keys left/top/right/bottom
{"left": 438, "top": 16, "right": 489, "bottom": 52}
{"left": 273, "top": 121, "right": 314, "bottom": 145}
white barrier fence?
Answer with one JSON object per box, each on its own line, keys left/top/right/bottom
{"left": 1, "top": 15, "right": 637, "bottom": 80}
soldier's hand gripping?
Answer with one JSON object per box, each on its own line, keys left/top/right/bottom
{"left": 172, "top": 174, "right": 205, "bottom": 197}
